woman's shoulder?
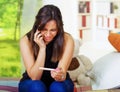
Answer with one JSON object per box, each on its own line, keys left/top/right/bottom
{"left": 20, "top": 35, "right": 30, "bottom": 47}
{"left": 64, "top": 32, "right": 74, "bottom": 42}
{"left": 64, "top": 32, "right": 74, "bottom": 46}
{"left": 20, "top": 31, "right": 31, "bottom": 43}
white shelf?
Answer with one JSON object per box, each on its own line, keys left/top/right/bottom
{"left": 78, "top": 0, "right": 90, "bottom": 1}
{"left": 78, "top": 0, "right": 92, "bottom": 42}
{"left": 97, "top": 27, "right": 120, "bottom": 30}
{"left": 78, "top": 13, "right": 91, "bottom": 16}
{"left": 79, "top": 27, "right": 91, "bottom": 30}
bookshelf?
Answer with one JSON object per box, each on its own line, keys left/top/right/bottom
{"left": 78, "top": 0, "right": 92, "bottom": 41}
{"left": 95, "top": 0, "right": 120, "bottom": 33}
{"left": 78, "top": 0, "right": 120, "bottom": 42}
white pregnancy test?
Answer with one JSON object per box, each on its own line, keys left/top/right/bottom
{"left": 39, "top": 67, "right": 55, "bottom": 71}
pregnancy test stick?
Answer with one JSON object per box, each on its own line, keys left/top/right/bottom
{"left": 39, "top": 67, "right": 55, "bottom": 71}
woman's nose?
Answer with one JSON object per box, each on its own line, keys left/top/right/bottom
{"left": 45, "top": 31, "right": 51, "bottom": 36}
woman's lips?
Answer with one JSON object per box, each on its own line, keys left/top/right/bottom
{"left": 44, "top": 37, "right": 51, "bottom": 41}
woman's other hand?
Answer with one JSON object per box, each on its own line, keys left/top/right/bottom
{"left": 51, "top": 67, "right": 66, "bottom": 81}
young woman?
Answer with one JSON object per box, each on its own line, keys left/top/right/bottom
{"left": 19, "top": 4, "right": 74, "bottom": 92}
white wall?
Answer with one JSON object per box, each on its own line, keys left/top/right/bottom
{"left": 43, "top": 0, "right": 79, "bottom": 39}
{"left": 20, "top": 0, "right": 42, "bottom": 37}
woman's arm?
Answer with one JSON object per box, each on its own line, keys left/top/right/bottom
{"left": 20, "top": 35, "right": 46, "bottom": 80}
{"left": 58, "top": 33, "right": 74, "bottom": 73}
{"left": 51, "top": 33, "right": 74, "bottom": 81}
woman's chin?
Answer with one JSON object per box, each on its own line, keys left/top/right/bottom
{"left": 44, "top": 39, "right": 52, "bottom": 44}
{"left": 45, "top": 41, "right": 51, "bottom": 45}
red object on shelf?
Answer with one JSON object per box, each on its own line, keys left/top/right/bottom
{"left": 82, "top": 15, "right": 86, "bottom": 27}
{"left": 115, "top": 18, "right": 117, "bottom": 28}
{"left": 86, "top": 1, "right": 90, "bottom": 13}
{"left": 80, "top": 29, "right": 83, "bottom": 39}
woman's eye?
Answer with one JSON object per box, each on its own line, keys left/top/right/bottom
{"left": 51, "top": 29, "right": 57, "bottom": 32}
{"left": 41, "top": 29, "right": 47, "bottom": 32}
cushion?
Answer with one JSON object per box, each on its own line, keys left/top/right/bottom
{"left": 0, "top": 86, "right": 18, "bottom": 92}
{"left": 87, "top": 52, "right": 120, "bottom": 90}
{"left": 108, "top": 33, "right": 120, "bottom": 52}
{"left": 0, "top": 79, "right": 19, "bottom": 92}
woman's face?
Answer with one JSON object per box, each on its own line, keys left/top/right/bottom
{"left": 40, "top": 20, "right": 58, "bottom": 44}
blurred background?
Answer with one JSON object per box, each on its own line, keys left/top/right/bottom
{"left": 1, "top": 0, "right": 120, "bottom": 79}
{"left": 0, "top": 0, "right": 23, "bottom": 78}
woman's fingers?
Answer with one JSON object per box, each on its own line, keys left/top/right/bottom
{"left": 51, "top": 68, "right": 66, "bottom": 81}
{"left": 33, "top": 30, "right": 46, "bottom": 47}
{"left": 34, "top": 30, "right": 42, "bottom": 40}
{"left": 34, "top": 30, "right": 43, "bottom": 42}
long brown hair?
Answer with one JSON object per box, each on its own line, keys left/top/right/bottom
{"left": 27, "top": 5, "right": 64, "bottom": 62}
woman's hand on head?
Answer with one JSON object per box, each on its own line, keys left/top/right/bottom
{"left": 51, "top": 67, "right": 66, "bottom": 81}
{"left": 34, "top": 30, "right": 46, "bottom": 48}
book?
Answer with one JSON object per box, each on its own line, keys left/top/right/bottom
{"left": 82, "top": 15, "right": 86, "bottom": 27}
{"left": 86, "top": 1, "right": 90, "bottom": 13}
